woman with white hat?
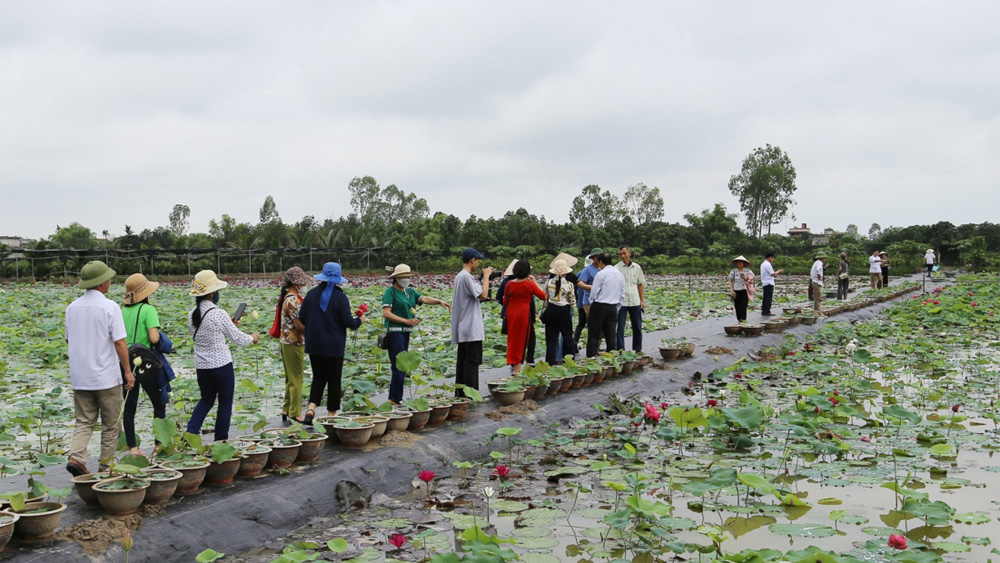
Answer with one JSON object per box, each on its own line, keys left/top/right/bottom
{"left": 381, "top": 264, "right": 451, "bottom": 404}
{"left": 924, "top": 249, "right": 935, "bottom": 275}
{"left": 300, "top": 262, "right": 365, "bottom": 423}
{"left": 121, "top": 273, "right": 167, "bottom": 455}
{"left": 727, "top": 256, "right": 752, "bottom": 323}
{"left": 543, "top": 259, "right": 577, "bottom": 364}
{"left": 186, "top": 270, "right": 258, "bottom": 442}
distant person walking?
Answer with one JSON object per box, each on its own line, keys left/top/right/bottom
{"left": 300, "top": 262, "right": 365, "bottom": 423}
{"left": 728, "top": 256, "right": 752, "bottom": 323}
{"left": 121, "top": 273, "right": 167, "bottom": 456}
{"left": 924, "top": 249, "right": 935, "bottom": 275}
{"left": 615, "top": 246, "right": 646, "bottom": 352}
{"left": 584, "top": 252, "right": 625, "bottom": 357}
{"left": 811, "top": 252, "right": 827, "bottom": 313}
{"left": 187, "top": 270, "right": 258, "bottom": 441}
{"left": 501, "top": 260, "right": 545, "bottom": 375}
{"left": 759, "top": 253, "right": 783, "bottom": 316}
{"left": 276, "top": 267, "right": 313, "bottom": 423}
{"left": 65, "top": 261, "right": 135, "bottom": 476}
{"left": 879, "top": 251, "right": 890, "bottom": 288}
{"left": 869, "top": 250, "right": 883, "bottom": 289}
{"left": 573, "top": 249, "right": 601, "bottom": 349}
{"left": 451, "top": 249, "right": 494, "bottom": 397}
{"left": 836, "top": 253, "right": 850, "bottom": 300}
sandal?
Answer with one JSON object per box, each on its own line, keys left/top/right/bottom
{"left": 302, "top": 409, "right": 315, "bottom": 425}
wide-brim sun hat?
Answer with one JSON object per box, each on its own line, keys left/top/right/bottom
{"left": 284, "top": 267, "right": 313, "bottom": 287}
{"left": 551, "top": 252, "right": 579, "bottom": 269}
{"left": 879, "top": 251, "right": 887, "bottom": 256}
{"left": 814, "top": 251, "right": 829, "bottom": 259}
{"left": 503, "top": 259, "right": 519, "bottom": 277}
{"left": 549, "top": 259, "right": 572, "bottom": 275}
{"left": 731, "top": 255, "right": 750, "bottom": 266}
{"left": 190, "top": 270, "right": 228, "bottom": 296}
{"left": 926, "top": 249, "right": 934, "bottom": 253}
{"left": 389, "top": 264, "right": 417, "bottom": 278}
{"left": 588, "top": 247, "right": 604, "bottom": 258}
{"left": 123, "top": 273, "right": 160, "bottom": 304}
{"left": 315, "top": 262, "right": 346, "bottom": 285}
{"left": 78, "top": 261, "right": 116, "bottom": 289}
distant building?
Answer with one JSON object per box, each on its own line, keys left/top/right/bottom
{"left": 785, "top": 224, "right": 836, "bottom": 246}
{"left": 0, "top": 236, "right": 34, "bottom": 249}
{"left": 787, "top": 223, "right": 811, "bottom": 237}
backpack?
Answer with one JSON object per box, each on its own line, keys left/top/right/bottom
{"left": 127, "top": 304, "right": 163, "bottom": 385}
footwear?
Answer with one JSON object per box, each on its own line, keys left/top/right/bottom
{"left": 281, "top": 412, "right": 288, "bottom": 422}
{"left": 761, "top": 312, "right": 772, "bottom": 316}
{"left": 289, "top": 417, "right": 305, "bottom": 424}
{"left": 66, "top": 458, "right": 89, "bottom": 477}
{"left": 302, "top": 409, "right": 315, "bottom": 425}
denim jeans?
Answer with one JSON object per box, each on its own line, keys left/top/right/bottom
{"left": 616, "top": 306, "right": 643, "bottom": 351}
{"left": 387, "top": 331, "right": 411, "bottom": 403}
{"left": 186, "top": 363, "right": 235, "bottom": 442}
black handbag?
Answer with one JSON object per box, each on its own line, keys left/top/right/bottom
{"left": 377, "top": 333, "right": 390, "bottom": 350}
{"left": 128, "top": 304, "right": 162, "bottom": 385}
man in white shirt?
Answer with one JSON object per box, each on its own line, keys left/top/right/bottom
{"left": 65, "top": 261, "right": 135, "bottom": 476}
{"left": 614, "top": 246, "right": 646, "bottom": 352}
{"left": 869, "top": 250, "right": 883, "bottom": 289}
{"left": 924, "top": 249, "right": 935, "bottom": 275}
{"left": 759, "top": 253, "right": 784, "bottom": 316}
{"left": 585, "top": 252, "right": 625, "bottom": 357}
{"left": 810, "top": 252, "right": 827, "bottom": 314}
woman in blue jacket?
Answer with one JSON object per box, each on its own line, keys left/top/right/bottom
{"left": 299, "top": 263, "right": 365, "bottom": 424}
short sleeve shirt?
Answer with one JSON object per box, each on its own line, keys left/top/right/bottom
{"left": 615, "top": 261, "right": 646, "bottom": 307}
{"left": 869, "top": 255, "right": 882, "bottom": 273}
{"left": 280, "top": 293, "right": 304, "bottom": 345}
{"left": 924, "top": 252, "right": 935, "bottom": 265}
{"left": 546, "top": 276, "right": 576, "bottom": 307}
{"left": 811, "top": 260, "right": 825, "bottom": 286}
{"left": 760, "top": 260, "right": 775, "bottom": 286}
{"left": 122, "top": 303, "right": 160, "bottom": 347}
{"left": 728, "top": 269, "right": 748, "bottom": 291}
{"left": 577, "top": 264, "right": 598, "bottom": 306}
{"left": 382, "top": 286, "right": 423, "bottom": 332}
{"left": 451, "top": 270, "right": 484, "bottom": 344}
{"left": 839, "top": 259, "right": 850, "bottom": 276}
{"left": 66, "top": 290, "right": 128, "bottom": 390}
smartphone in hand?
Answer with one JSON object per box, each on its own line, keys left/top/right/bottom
{"left": 233, "top": 302, "right": 248, "bottom": 322}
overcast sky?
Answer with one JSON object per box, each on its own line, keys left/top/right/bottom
{"left": 2, "top": 1, "right": 998, "bottom": 241}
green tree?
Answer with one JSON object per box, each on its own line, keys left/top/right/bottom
{"left": 728, "top": 144, "right": 797, "bottom": 237}
{"left": 49, "top": 222, "right": 99, "bottom": 249}
{"left": 868, "top": 223, "right": 882, "bottom": 241}
{"left": 684, "top": 204, "right": 742, "bottom": 244}
{"left": 569, "top": 184, "right": 620, "bottom": 227}
{"left": 845, "top": 224, "right": 859, "bottom": 237}
{"left": 622, "top": 183, "right": 664, "bottom": 225}
{"left": 168, "top": 204, "right": 191, "bottom": 236}
{"left": 259, "top": 195, "right": 280, "bottom": 224}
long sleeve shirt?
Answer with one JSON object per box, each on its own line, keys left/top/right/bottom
{"left": 590, "top": 266, "right": 625, "bottom": 306}
{"left": 300, "top": 283, "right": 363, "bottom": 357}
{"left": 188, "top": 301, "right": 255, "bottom": 370}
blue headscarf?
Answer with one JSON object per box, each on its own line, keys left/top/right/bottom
{"left": 314, "top": 262, "right": 346, "bottom": 312}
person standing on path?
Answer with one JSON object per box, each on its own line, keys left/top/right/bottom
{"left": 121, "top": 273, "right": 166, "bottom": 456}
{"left": 836, "top": 253, "right": 851, "bottom": 300}
{"left": 584, "top": 252, "right": 625, "bottom": 357}
{"left": 501, "top": 260, "right": 546, "bottom": 375}
{"left": 759, "top": 253, "right": 784, "bottom": 316}
{"left": 382, "top": 264, "right": 452, "bottom": 404}
{"left": 727, "top": 256, "right": 752, "bottom": 323}
{"left": 869, "top": 250, "right": 883, "bottom": 289}
{"left": 544, "top": 259, "right": 577, "bottom": 364}
{"left": 300, "top": 262, "right": 365, "bottom": 424}
{"left": 811, "top": 252, "right": 828, "bottom": 313}
{"left": 277, "top": 267, "right": 313, "bottom": 423}
{"left": 879, "top": 251, "right": 890, "bottom": 289}
{"left": 65, "top": 261, "right": 135, "bottom": 476}
{"left": 573, "top": 248, "right": 601, "bottom": 350}
{"left": 924, "top": 249, "right": 935, "bottom": 275}
{"left": 451, "top": 249, "right": 494, "bottom": 397}
{"left": 614, "top": 246, "right": 646, "bottom": 352}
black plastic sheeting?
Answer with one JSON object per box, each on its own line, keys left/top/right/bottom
{"left": 2, "top": 276, "right": 929, "bottom": 562}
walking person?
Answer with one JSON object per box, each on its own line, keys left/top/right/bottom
{"left": 121, "top": 273, "right": 168, "bottom": 456}
{"left": 759, "top": 253, "right": 783, "bottom": 316}
{"left": 277, "top": 267, "right": 313, "bottom": 423}
{"left": 584, "top": 252, "right": 625, "bottom": 357}
{"left": 501, "top": 260, "right": 546, "bottom": 374}
{"left": 727, "top": 256, "right": 752, "bottom": 323}
{"left": 880, "top": 251, "right": 890, "bottom": 288}
{"left": 544, "top": 259, "right": 577, "bottom": 364}
{"left": 187, "top": 270, "right": 258, "bottom": 441}
{"left": 573, "top": 248, "right": 601, "bottom": 349}
{"left": 836, "top": 253, "right": 850, "bottom": 300}
{"left": 382, "top": 264, "right": 451, "bottom": 404}
{"left": 300, "top": 262, "right": 365, "bottom": 423}
{"left": 869, "top": 250, "right": 883, "bottom": 289}
{"left": 924, "top": 249, "right": 935, "bottom": 275}
{"left": 65, "top": 261, "right": 135, "bottom": 476}
{"left": 451, "top": 249, "right": 494, "bottom": 397}
{"left": 615, "top": 246, "right": 646, "bottom": 352}
{"left": 811, "top": 252, "right": 828, "bottom": 313}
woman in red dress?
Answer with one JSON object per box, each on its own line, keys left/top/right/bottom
{"left": 502, "top": 260, "right": 546, "bottom": 375}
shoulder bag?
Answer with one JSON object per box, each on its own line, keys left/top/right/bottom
{"left": 127, "top": 304, "right": 163, "bottom": 385}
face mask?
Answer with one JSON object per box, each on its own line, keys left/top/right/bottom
{"left": 212, "top": 292, "right": 220, "bottom": 304}
{"left": 397, "top": 278, "right": 411, "bottom": 288}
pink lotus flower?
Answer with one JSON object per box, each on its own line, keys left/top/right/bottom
{"left": 660, "top": 402, "right": 669, "bottom": 409}
{"left": 643, "top": 403, "right": 661, "bottom": 423}
{"left": 418, "top": 470, "right": 435, "bottom": 483}
{"left": 707, "top": 399, "right": 718, "bottom": 407}
{"left": 888, "top": 534, "right": 908, "bottom": 550}
{"left": 787, "top": 351, "right": 796, "bottom": 356}
{"left": 388, "top": 534, "right": 407, "bottom": 550}
{"left": 494, "top": 465, "right": 510, "bottom": 478}
{"left": 829, "top": 397, "right": 839, "bottom": 405}
{"left": 971, "top": 302, "right": 978, "bottom": 307}
{"left": 933, "top": 300, "right": 940, "bottom": 305}
{"left": 860, "top": 436, "right": 871, "bottom": 443}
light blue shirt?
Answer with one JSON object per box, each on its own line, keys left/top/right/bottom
{"left": 576, "top": 264, "right": 598, "bottom": 306}
{"left": 590, "top": 266, "right": 625, "bottom": 306}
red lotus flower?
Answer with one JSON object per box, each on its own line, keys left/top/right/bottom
{"left": 388, "top": 534, "right": 407, "bottom": 549}
{"left": 358, "top": 303, "right": 369, "bottom": 313}
{"left": 417, "top": 470, "right": 435, "bottom": 483}
{"left": 734, "top": 373, "right": 743, "bottom": 379}
{"left": 832, "top": 389, "right": 839, "bottom": 396}
{"left": 631, "top": 420, "right": 641, "bottom": 427}
{"left": 971, "top": 302, "right": 978, "bottom": 307}
{"left": 707, "top": 399, "right": 718, "bottom": 407}
{"left": 643, "top": 403, "right": 661, "bottom": 422}
{"left": 814, "top": 406, "right": 820, "bottom": 413}
{"left": 660, "top": 402, "right": 669, "bottom": 409}
{"left": 829, "top": 397, "right": 839, "bottom": 405}
{"left": 494, "top": 465, "right": 510, "bottom": 478}
{"left": 860, "top": 436, "right": 871, "bottom": 443}
{"left": 933, "top": 300, "right": 939, "bottom": 305}
{"left": 787, "top": 351, "right": 795, "bottom": 356}
{"left": 888, "top": 533, "right": 908, "bottom": 550}
{"left": 951, "top": 404, "right": 959, "bottom": 413}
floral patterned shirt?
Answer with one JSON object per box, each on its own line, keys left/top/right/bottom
{"left": 280, "top": 293, "right": 304, "bottom": 346}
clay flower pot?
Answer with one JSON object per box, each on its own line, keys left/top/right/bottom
{"left": 261, "top": 439, "right": 302, "bottom": 468}
{"left": 724, "top": 325, "right": 743, "bottom": 336}
{"left": 160, "top": 459, "right": 210, "bottom": 495}
{"left": 0, "top": 511, "right": 19, "bottom": 553}
{"left": 13, "top": 502, "right": 65, "bottom": 541}
{"left": 236, "top": 443, "right": 272, "bottom": 478}
{"left": 683, "top": 344, "right": 695, "bottom": 357}
{"left": 406, "top": 409, "right": 432, "bottom": 432}
{"left": 204, "top": 457, "right": 243, "bottom": 486}
{"left": 581, "top": 371, "right": 596, "bottom": 387}
{"left": 591, "top": 370, "right": 606, "bottom": 385}
{"left": 333, "top": 424, "right": 373, "bottom": 448}
{"left": 742, "top": 324, "right": 764, "bottom": 336}
{"left": 447, "top": 398, "right": 472, "bottom": 420}
{"left": 546, "top": 378, "right": 562, "bottom": 396}
{"left": 659, "top": 348, "right": 681, "bottom": 361}
{"left": 355, "top": 416, "right": 389, "bottom": 438}
{"left": 559, "top": 377, "right": 573, "bottom": 391}
{"left": 493, "top": 389, "right": 525, "bottom": 406}
{"left": 620, "top": 361, "right": 636, "bottom": 375}
{"left": 294, "top": 433, "right": 329, "bottom": 463}
{"left": 71, "top": 472, "right": 117, "bottom": 506}
{"left": 93, "top": 478, "right": 149, "bottom": 516}
{"left": 571, "top": 374, "right": 586, "bottom": 389}
{"left": 142, "top": 470, "right": 183, "bottom": 505}
{"left": 385, "top": 411, "right": 412, "bottom": 432}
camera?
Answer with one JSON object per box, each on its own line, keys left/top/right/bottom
{"left": 478, "top": 268, "right": 504, "bottom": 281}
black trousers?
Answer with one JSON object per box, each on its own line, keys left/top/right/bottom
{"left": 733, "top": 289, "right": 748, "bottom": 322}
{"left": 573, "top": 306, "right": 588, "bottom": 345}
{"left": 122, "top": 374, "right": 166, "bottom": 449}
{"left": 455, "top": 341, "right": 483, "bottom": 397}
{"left": 308, "top": 354, "right": 344, "bottom": 411}
{"left": 837, "top": 277, "right": 849, "bottom": 300}
{"left": 544, "top": 305, "right": 575, "bottom": 364}
{"left": 925, "top": 264, "right": 933, "bottom": 275}
{"left": 525, "top": 323, "right": 537, "bottom": 365}
{"left": 881, "top": 267, "right": 889, "bottom": 288}
{"left": 761, "top": 284, "right": 774, "bottom": 315}
{"left": 586, "top": 302, "right": 618, "bottom": 357}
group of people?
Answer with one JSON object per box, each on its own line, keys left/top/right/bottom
{"left": 65, "top": 247, "right": 648, "bottom": 474}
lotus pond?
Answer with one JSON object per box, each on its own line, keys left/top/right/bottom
{"left": 213, "top": 278, "right": 1000, "bottom": 563}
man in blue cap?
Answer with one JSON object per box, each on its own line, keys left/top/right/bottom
{"left": 451, "top": 249, "right": 494, "bottom": 396}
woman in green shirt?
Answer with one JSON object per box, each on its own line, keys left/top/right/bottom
{"left": 382, "top": 264, "right": 451, "bottom": 404}
{"left": 121, "top": 273, "right": 167, "bottom": 456}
